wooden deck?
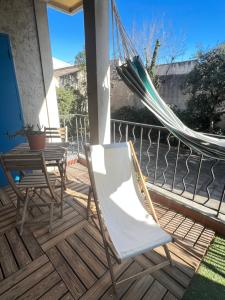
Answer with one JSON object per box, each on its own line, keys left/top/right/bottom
{"left": 0, "top": 163, "right": 215, "bottom": 300}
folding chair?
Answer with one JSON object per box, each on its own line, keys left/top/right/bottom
{"left": 85, "top": 141, "right": 174, "bottom": 293}
{"left": 0, "top": 152, "right": 64, "bottom": 235}
{"left": 44, "top": 126, "right": 68, "bottom": 142}
{"left": 44, "top": 126, "right": 68, "bottom": 187}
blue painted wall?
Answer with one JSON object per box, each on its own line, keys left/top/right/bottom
{"left": 0, "top": 33, "right": 25, "bottom": 186}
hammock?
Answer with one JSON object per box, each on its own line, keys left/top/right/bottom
{"left": 111, "top": 0, "right": 225, "bottom": 160}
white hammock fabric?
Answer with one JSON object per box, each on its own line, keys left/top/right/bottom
{"left": 90, "top": 142, "right": 172, "bottom": 260}
{"left": 117, "top": 56, "right": 225, "bottom": 160}
{"left": 112, "top": 0, "right": 225, "bottom": 160}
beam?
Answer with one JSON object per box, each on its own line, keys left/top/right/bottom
{"left": 83, "top": 0, "right": 110, "bottom": 144}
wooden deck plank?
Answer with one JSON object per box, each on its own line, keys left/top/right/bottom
{"left": 67, "top": 233, "right": 107, "bottom": 278}
{"left": 135, "top": 255, "right": 185, "bottom": 299}
{"left": 121, "top": 275, "right": 153, "bottom": 300}
{"left": 154, "top": 247, "right": 195, "bottom": 278}
{"left": 164, "top": 214, "right": 185, "bottom": 234}
{"left": 32, "top": 205, "right": 78, "bottom": 238}
{"left": 6, "top": 228, "right": 32, "bottom": 268}
{"left": 57, "top": 240, "right": 97, "bottom": 289}
{"left": 37, "top": 213, "right": 83, "bottom": 244}
{"left": 39, "top": 280, "right": 69, "bottom": 300}
{"left": 0, "top": 206, "right": 17, "bottom": 233}
{"left": 0, "top": 267, "right": 3, "bottom": 281}
{"left": 0, "top": 234, "right": 18, "bottom": 277}
{"left": 76, "top": 228, "right": 109, "bottom": 267}
{"left": 142, "top": 280, "right": 167, "bottom": 300}
{"left": 60, "top": 291, "right": 75, "bottom": 300}
{"left": 17, "top": 271, "right": 61, "bottom": 300}
{"left": 41, "top": 218, "right": 86, "bottom": 252}
{"left": 164, "top": 291, "right": 179, "bottom": 300}
{"left": 79, "top": 260, "right": 131, "bottom": 300}
{"left": 100, "top": 262, "right": 143, "bottom": 300}
{"left": 173, "top": 218, "right": 194, "bottom": 239}
{"left": 145, "top": 250, "right": 190, "bottom": 287}
{"left": 159, "top": 210, "right": 177, "bottom": 227}
{"left": 0, "top": 262, "right": 54, "bottom": 300}
{"left": 46, "top": 246, "right": 86, "bottom": 299}
{"left": 167, "top": 243, "right": 199, "bottom": 270}
{"left": 0, "top": 255, "right": 48, "bottom": 295}
{"left": 20, "top": 228, "right": 44, "bottom": 260}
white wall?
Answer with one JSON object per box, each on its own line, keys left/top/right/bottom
{"left": 0, "top": 0, "right": 59, "bottom": 128}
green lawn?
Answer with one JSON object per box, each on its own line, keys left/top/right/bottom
{"left": 183, "top": 235, "right": 225, "bottom": 300}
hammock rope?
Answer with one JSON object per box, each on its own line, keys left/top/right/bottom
{"left": 111, "top": 0, "right": 225, "bottom": 160}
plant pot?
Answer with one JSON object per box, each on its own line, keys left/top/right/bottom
{"left": 27, "top": 134, "right": 46, "bottom": 151}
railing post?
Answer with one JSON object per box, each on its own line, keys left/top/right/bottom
{"left": 154, "top": 129, "right": 161, "bottom": 184}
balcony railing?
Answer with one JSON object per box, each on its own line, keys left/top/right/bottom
{"left": 60, "top": 113, "right": 225, "bottom": 220}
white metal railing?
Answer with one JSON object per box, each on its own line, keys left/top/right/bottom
{"left": 60, "top": 113, "right": 225, "bottom": 220}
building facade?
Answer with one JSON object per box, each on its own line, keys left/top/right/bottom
{"left": 54, "top": 59, "right": 196, "bottom": 113}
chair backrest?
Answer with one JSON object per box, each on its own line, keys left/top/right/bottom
{"left": 87, "top": 143, "right": 144, "bottom": 212}
{"left": 1, "top": 153, "right": 45, "bottom": 172}
{"left": 44, "top": 127, "right": 68, "bottom": 142}
{"left": 0, "top": 152, "right": 55, "bottom": 199}
{"left": 85, "top": 142, "right": 160, "bottom": 259}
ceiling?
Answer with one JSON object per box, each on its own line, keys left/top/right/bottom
{"left": 47, "top": 0, "right": 83, "bottom": 14}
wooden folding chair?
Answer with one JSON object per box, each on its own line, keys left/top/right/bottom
{"left": 0, "top": 152, "right": 64, "bottom": 235}
{"left": 44, "top": 126, "right": 68, "bottom": 142}
{"left": 44, "top": 126, "right": 68, "bottom": 186}
{"left": 85, "top": 141, "right": 174, "bottom": 293}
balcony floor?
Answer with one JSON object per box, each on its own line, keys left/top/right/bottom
{"left": 0, "top": 163, "right": 215, "bottom": 300}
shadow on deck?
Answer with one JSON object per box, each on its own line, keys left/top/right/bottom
{"left": 0, "top": 163, "right": 215, "bottom": 300}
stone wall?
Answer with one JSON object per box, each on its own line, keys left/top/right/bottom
{"left": 0, "top": 0, "right": 59, "bottom": 127}
{"left": 111, "top": 60, "right": 196, "bottom": 112}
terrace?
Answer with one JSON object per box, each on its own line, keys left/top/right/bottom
{"left": 0, "top": 163, "right": 215, "bottom": 299}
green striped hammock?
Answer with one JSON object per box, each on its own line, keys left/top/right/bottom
{"left": 112, "top": 1, "right": 225, "bottom": 160}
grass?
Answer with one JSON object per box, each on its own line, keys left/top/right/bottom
{"left": 183, "top": 235, "right": 225, "bottom": 300}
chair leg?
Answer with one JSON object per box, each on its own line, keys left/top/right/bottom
{"left": 87, "top": 187, "right": 92, "bottom": 220}
{"left": 16, "top": 196, "right": 21, "bottom": 224}
{"left": 163, "top": 244, "right": 174, "bottom": 267}
{"left": 20, "top": 193, "right": 30, "bottom": 236}
{"left": 49, "top": 203, "right": 54, "bottom": 232}
{"left": 64, "top": 159, "right": 68, "bottom": 183}
{"left": 59, "top": 162, "right": 66, "bottom": 191}
{"left": 60, "top": 180, "right": 64, "bottom": 218}
{"left": 105, "top": 244, "right": 117, "bottom": 295}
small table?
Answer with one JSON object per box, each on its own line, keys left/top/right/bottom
{"left": 9, "top": 142, "right": 69, "bottom": 188}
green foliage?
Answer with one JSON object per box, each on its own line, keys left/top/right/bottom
{"left": 74, "top": 50, "right": 86, "bottom": 69}
{"left": 56, "top": 87, "right": 74, "bottom": 116}
{"left": 183, "top": 44, "right": 225, "bottom": 132}
{"left": 183, "top": 236, "right": 225, "bottom": 300}
{"left": 7, "top": 124, "right": 44, "bottom": 138}
{"left": 57, "top": 50, "right": 88, "bottom": 118}
{"left": 111, "top": 106, "right": 161, "bottom": 126}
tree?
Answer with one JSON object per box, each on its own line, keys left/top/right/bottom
{"left": 74, "top": 50, "right": 86, "bottom": 68}
{"left": 56, "top": 87, "right": 74, "bottom": 116}
{"left": 74, "top": 50, "right": 88, "bottom": 113}
{"left": 183, "top": 44, "right": 225, "bottom": 132}
{"left": 131, "top": 18, "right": 186, "bottom": 70}
{"left": 146, "top": 39, "right": 161, "bottom": 88}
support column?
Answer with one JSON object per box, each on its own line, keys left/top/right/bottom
{"left": 34, "top": 0, "right": 60, "bottom": 128}
{"left": 83, "top": 0, "right": 111, "bottom": 144}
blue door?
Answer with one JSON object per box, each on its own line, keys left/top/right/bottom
{"left": 0, "top": 33, "right": 24, "bottom": 186}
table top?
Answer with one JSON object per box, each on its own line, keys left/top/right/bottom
{"left": 8, "top": 142, "right": 69, "bottom": 162}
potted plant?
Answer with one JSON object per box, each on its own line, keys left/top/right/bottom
{"left": 9, "top": 124, "right": 46, "bottom": 151}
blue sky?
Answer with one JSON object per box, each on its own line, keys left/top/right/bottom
{"left": 48, "top": 0, "right": 225, "bottom": 64}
